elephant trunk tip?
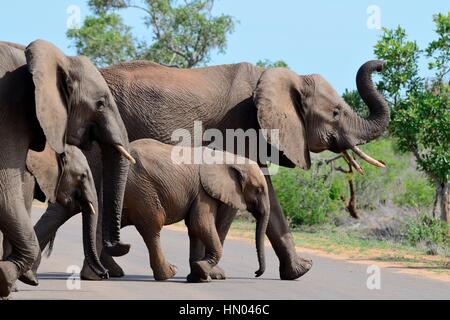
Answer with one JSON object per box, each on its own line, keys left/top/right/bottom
{"left": 255, "top": 268, "right": 265, "bottom": 278}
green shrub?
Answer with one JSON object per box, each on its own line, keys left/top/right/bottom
{"left": 271, "top": 165, "right": 341, "bottom": 226}
{"left": 404, "top": 213, "right": 449, "bottom": 247}
{"left": 394, "top": 178, "right": 435, "bottom": 208}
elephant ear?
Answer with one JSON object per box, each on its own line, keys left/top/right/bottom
{"left": 254, "top": 68, "right": 311, "bottom": 170}
{"left": 26, "top": 145, "right": 60, "bottom": 203}
{"left": 200, "top": 162, "right": 247, "bottom": 211}
{"left": 26, "top": 39, "right": 71, "bottom": 154}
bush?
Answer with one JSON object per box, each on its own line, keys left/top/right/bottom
{"left": 394, "top": 178, "right": 435, "bottom": 209}
{"left": 404, "top": 213, "right": 449, "bottom": 247}
{"left": 271, "top": 165, "right": 341, "bottom": 226}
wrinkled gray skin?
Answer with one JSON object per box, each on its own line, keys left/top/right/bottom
{"left": 121, "top": 140, "right": 270, "bottom": 282}
{"left": 34, "top": 59, "right": 389, "bottom": 281}
{"left": 0, "top": 40, "right": 130, "bottom": 297}
{"left": 1, "top": 145, "right": 108, "bottom": 287}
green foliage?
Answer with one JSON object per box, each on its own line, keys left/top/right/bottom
{"left": 426, "top": 13, "right": 450, "bottom": 82}
{"left": 374, "top": 26, "right": 422, "bottom": 103}
{"left": 271, "top": 163, "right": 340, "bottom": 226}
{"left": 68, "top": 0, "right": 235, "bottom": 68}
{"left": 394, "top": 178, "right": 435, "bottom": 209}
{"left": 256, "top": 59, "right": 289, "bottom": 69}
{"left": 67, "top": 12, "right": 136, "bottom": 67}
{"left": 404, "top": 213, "right": 449, "bottom": 247}
{"left": 373, "top": 13, "right": 449, "bottom": 221}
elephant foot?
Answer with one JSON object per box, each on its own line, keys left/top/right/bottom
{"left": 100, "top": 253, "right": 125, "bottom": 278}
{"left": 0, "top": 261, "right": 19, "bottom": 298}
{"left": 18, "top": 250, "right": 41, "bottom": 286}
{"left": 209, "top": 266, "right": 226, "bottom": 280}
{"left": 191, "top": 261, "right": 214, "bottom": 280}
{"left": 18, "top": 270, "right": 39, "bottom": 286}
{"left": 153, "top": 264, "right": 177, "bottom": 281}
{"left": 80, "top": 262, "right": 105, "bottom": 281}
{"left": 279, "top": 256, "right": 313, "bottom": 280}
{"left": 186, "top": 273, "right": 212, "bottom": 283}
{"left": 103, "top": 242, "right": 131, "bottom": 257}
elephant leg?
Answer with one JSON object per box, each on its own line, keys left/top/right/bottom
{"left": 21, "top": 203, "right": 74, "bottom": 283}
{"left": 188, "top": 205, "right": 236, "bottom": 280}
{"left": 265, "top": 176, "right": 313, "bottom": 280}
{"left": 186, "top": 196, "right": 222, "bottom": 282}
{"left": 0, "top": 188, "right": 40, "bottom": 297}
{"left": 134, "top": 215, "right": 177, "bottom": 281}
{"left": 18, "top": 203, "right": 74, "bottom": 286}
{"left": 209, "top": 205, "right": 238, "bottom": 280}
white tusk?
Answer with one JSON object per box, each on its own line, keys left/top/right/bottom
{"left": 342, "top": 151, "right": 365, "bottom": 175}
{"left": 88, "top": 202, "right": 96, "bottom": 216}
{"left": 115, "top": 145, "right": 136, "bottom": 165}
{"left": 351, "top": 146, "right": 386, "bottom": 168}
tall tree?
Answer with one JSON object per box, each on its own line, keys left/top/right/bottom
{"left": 67, "top": 0, "right": 235, "bottom": 68}
{"left": 374, "top": 13, "right": 449, "bottom": 222}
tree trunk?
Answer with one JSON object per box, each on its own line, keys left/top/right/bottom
{"left": 439, "top": 183, "right": 449, "bottom": 223}
{"left": 434, "top": 181, "right": 450, "bottom": 223}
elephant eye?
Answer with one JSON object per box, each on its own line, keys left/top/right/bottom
{"left": 333, "top": 109, "right": 341, "bottom": 120}
{"left": 96, "top": 100, "right": 105, "bottom": 111}
{"left": 80, "top": 173, "right": 87, "bottom": 181}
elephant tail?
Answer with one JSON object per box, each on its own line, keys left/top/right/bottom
{"left": 43, "top": 233, "right": 57, "bottom": 258}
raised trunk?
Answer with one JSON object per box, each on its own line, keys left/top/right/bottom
{"left": 353, "top": 60, "right": 390, "bottom": 144}
{"left": 254, "top": 199, "right": 270, "bottom": 278}
{"left": 101, "top": 145, "right": 130, "bottom": 257}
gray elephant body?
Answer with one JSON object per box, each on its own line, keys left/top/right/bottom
{"left": 122, "top": 139, "right": 270, "bottom": 282}
{"left": 0, "top": 40, "right": 132, "bottom": 297}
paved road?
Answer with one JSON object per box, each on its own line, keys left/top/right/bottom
{"left": 10, "top": 207, "right": 450, "bottom": 300}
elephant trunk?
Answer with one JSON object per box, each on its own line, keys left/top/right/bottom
{"left": 81, "top": 182, "right": 109, "bottom": 279}
{"left": 353, "top": 60, "right": 390, "bottom": 144}
{"left": 254, "top": 198, "right": 270, "bottom": 278}
{"left": 101, "top": 145, "right": 130, "bottom": 257}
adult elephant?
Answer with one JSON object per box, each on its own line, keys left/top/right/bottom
{"left": 0, "top": 40, "right": 133, "bottom": 296}
{"left": 36, "top": 59, "right": 389, "bottom": 281}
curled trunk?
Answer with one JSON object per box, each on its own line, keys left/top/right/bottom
{"left": 353, "top": 60, "right": 390, "bottom": 144}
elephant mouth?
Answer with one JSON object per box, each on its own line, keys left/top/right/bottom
{"left": 341, "top": 146, "right": 386, "bottom": 175}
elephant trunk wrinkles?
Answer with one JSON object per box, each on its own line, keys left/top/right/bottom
{"left": 81, "top": 192, "right": 108, "bottom": 279}
{"left": 254, "top": 198, "right": 270, "bottom": 278}
{"left": 353, "top": 60, "right": 390, "bottom": 144}
{"left": 101, "top": 145, "right": 130, "bottom": 257}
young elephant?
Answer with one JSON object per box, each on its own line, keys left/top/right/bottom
{"left": 1, "top": 145, "right": 109, "bottom": 295}
{"left": 122, "top": 139, "right": 270, "bottom": 282}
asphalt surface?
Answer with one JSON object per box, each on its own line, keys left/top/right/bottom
{"left": 10, "top": 207, "right": 450, "bottom": 300}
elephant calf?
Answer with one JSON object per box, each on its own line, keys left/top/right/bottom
{"left": 1, "top": 145, "right": 108, "bottom": 296}
{"left": 122, "top": 139, "right": 271, "bottom": 282}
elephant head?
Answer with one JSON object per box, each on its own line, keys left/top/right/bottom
{"left": 25, "top": 40, "right": 135, "bottom": 257}
{"left": 254, "top": 60, "right": 389, "bottom": 172}
{"left": 26, "top": 145, "right": 108, "bottom": 278}
{"left": 200, "top": 154, "right": 270, "bottom": 277}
